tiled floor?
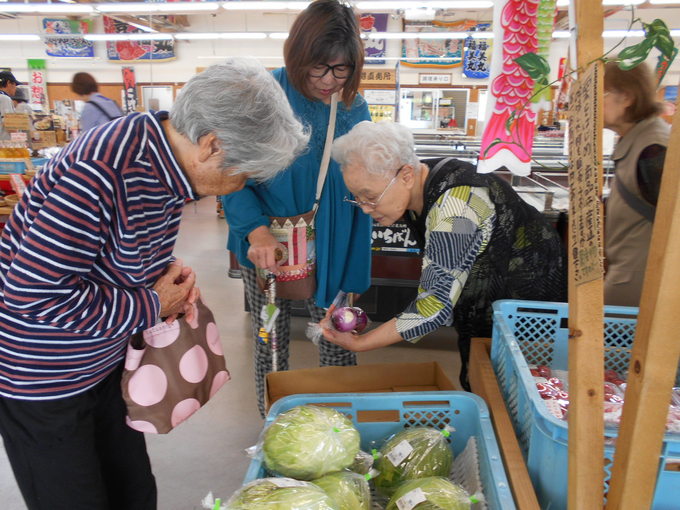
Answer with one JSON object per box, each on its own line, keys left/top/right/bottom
{"left": 0, "top": 197, "right": 461, "bottom": 509}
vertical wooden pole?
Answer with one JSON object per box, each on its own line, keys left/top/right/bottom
{"left": 605, "top": 86, "right": 680, "bottom": 510}
{"left": 567, "top": 1, "right": 605, "bottom": 508}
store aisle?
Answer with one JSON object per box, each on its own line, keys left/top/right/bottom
{"left": 0, "top": 197, "right": 460, "bottom": 510}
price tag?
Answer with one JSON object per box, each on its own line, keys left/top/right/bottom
{"left": 385, "top": 439, "right": 413, "bottom": 467}
{"left": 260, "top": 303, "right": 280, "bottom": 333}
{"left": 396, "top": 488, "right": 428, "bottom": 510}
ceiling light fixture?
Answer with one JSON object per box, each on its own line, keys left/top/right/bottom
{"left": 0, "top": 2, "right": 93, "bottom": 13}
{"left": 355, "top": 1, "right": 493, "bottom": 9}
{"left": 222, "top": 1, "right": 310, "bottom": 10}
{"left": 84, "top": 33, "right": 174, "bottom": 42}
{"left": 175, "top": 32, "right": 267, "bottom": 40}
{"left": 0, "top": 34, "right": 42, "bottom": 41}
{"left": 96, "top": 2, "right": 219, "bottom": 13}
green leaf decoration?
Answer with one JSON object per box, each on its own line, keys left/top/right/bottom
{"left": 514, "top": 52, "right": 551, "bottom": 80}
{"left": 618, "top": 37, "right": 655, "bottom": 70}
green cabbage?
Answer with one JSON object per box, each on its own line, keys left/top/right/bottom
{"left": 386, "top": 477, "right": 472, "bottom": 510}
{"left": 373, "top": 427, "right": 453, "bottom": 497}
{"left": 226, "top": 478, "right": 340, "bottom": 510}
{"left": 313, "top": 471, "right": 371, "bottom": 510}
{"left": 263, "top": 405, "right": 360, "bottom": 480}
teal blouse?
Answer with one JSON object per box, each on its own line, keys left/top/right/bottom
{"left": 221, "top": 68, "right": 372, "bottom": 307}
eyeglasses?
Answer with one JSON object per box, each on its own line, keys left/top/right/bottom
{"left": 343, "top": 165, "right": 404, "bottom": 210}
{"left": 309, "top": 63, "right": 354, "bottom": 80}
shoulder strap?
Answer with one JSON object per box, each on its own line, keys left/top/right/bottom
{"left": 87, "top": 99, "right": 120, "bottom": 121}
{"left": 614, "top": 175, "right": 655, "bottom": 222}
{"left": 312, "top": 92, "right": 338, "bottom": 215}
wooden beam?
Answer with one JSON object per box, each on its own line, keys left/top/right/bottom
{"left": 469, "top": 338, "right": 540, "bottom": 510}
{"left": 605, "top": 81, "right": 680, "bottom": 510}
{"left": 567, "top": 1, "right": 605, "bottom": 509}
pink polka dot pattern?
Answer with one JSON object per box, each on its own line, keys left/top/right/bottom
{"left": 126, "top": 416, "right": 158, "bottom": 434}
{"left": 171, "top": 398, "right": 201, "bottom": 427}
{"left": 124, "top": 344, "right": 145, "bottom": 371}
{"left": 143, "top": 320, "right": 180, "bottom": 348}
{"left": 206, "top": 322, "right": 222, "bottom": 356}
{"left": 210, "top": 370, "right": 231, "bottom": 398}
{"left": 179, "top": 345, "right": 208, "bottom": 383}
{"left": 128, "top": 364, "right": 167, "bottom": 406}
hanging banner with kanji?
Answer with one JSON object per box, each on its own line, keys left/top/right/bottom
{"left": 361, "top": 13, "right": 388, "bottom": 65}
{"left": 122, "top": 67, "right": 138, "bottom": 114}
{"left": 27, "top": 59, "right": 49, "bottom": 112}
{"left": 42, "top": 18, "right": 94, "bottom": 58}
{"left": 462, "top": 22, "right": 492, "bottom": 79}
{"left": 104, "top": 16, "right": 175, "bottom": 62}
{"left": 401, "top": 20, "right": 476, "bottom": 68}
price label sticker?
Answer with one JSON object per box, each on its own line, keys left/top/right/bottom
{"left": 396, "top": 488, "right": 428, "bottom": 510}
{"left": 386, "top": 439, "right": 413, "bottom": 467}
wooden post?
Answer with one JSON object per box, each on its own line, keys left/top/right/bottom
{"left": 567, "top": 1, "right": 605, "bottom": 508}
{"left": 605, "top": 85, "right": 680, "bottom": 509}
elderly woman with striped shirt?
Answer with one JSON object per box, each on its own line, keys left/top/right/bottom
{"left": 0, "top": 59, "right": 308, "bottom": 510}
{"left": 324, "top": 121, "right": 566, "bottom": 390}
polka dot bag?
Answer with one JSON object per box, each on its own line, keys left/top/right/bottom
{"left": 121, "top": 298, "right": 230, "bottom": 434}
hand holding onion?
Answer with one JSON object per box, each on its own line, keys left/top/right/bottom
{"left": 330, "top": 307, "right": 368, "bottom": 333}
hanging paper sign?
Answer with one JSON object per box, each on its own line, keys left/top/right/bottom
{"left": 361, "top": 13, "right": 388, "bottom": 65}
{"left": 42, "top": 18, "right": 94, "bottom": 58}
{"left": 27, "top": 59, "right": 49, "bottom": 112}
{"left": 122, "top": 67, "right": 138, "bottom": 114}
{"left": 462, "top": 22, "right": 492, "bottom": 79}
{"left": 104, "top": 16, "right": 175, "bottom": 62}
{"left": 360, "top": 69, "right": 396, "bottom": 86}
{"left": 401, "top": 20, "right": 476, "bottom": 68}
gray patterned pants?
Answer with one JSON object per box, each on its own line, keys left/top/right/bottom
{"left": 240, "top": 267, "right": 357, "bottom": 417}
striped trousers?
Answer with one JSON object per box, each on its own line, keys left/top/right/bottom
{"left": 240, "top": 267, "right": 357, "bottom": 417}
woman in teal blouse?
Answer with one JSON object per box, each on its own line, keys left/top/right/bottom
{"left": 221, "top": 0, "right": 372, "bottom": 417}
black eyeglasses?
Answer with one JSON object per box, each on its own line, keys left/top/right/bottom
{"left": 309, "top": 63, "right": 355, "bottom": 79}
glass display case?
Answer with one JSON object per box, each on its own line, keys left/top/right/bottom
{"left": 399, "top": 88, "right": 470, "bottom": 131}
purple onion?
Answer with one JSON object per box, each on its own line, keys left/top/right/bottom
{"left": 331, "top": 306, "right": 368, "bottom": 333}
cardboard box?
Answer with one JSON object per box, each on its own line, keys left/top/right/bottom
{"left": 265, "top": 361, "right": 456, "bottom": 412}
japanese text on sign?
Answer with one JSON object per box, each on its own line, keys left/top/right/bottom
{"left": 568, "top": 64, "right": 604, "bottom": 285}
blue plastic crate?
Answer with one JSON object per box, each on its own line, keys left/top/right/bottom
{"left": 244, "top": 392, "right": 516, "bottom": 510}
{"left": 0, "top": 160, "right": 27, "bottom": 174}
{"left": 490, "top": 300, "right": 680, "bottom": 510}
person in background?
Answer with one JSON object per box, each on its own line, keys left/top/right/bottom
{"left": 603, "top": 61, "right": 669, "bottom": 307}
{"left": 71, "top": 71, "right": 124, "bottom": 132}
{"left": 0, "top": 59, "right": 308, "bottom": 510}
{"left": 324, "top": 121, "right": 567, "bottom": 390}
{"left": 0, "top": 71, "right": 20, "bottom": 140}
{"left": 12, "top": 88, "right": 33, "bottom": 115}
{"left": 221, "top": 0, "right": 372, "bottom": 417}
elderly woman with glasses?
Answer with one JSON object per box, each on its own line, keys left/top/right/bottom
{"left": 325, "top": 121, "right": 567, "bottom": 390}
{"left": 222, "top": 0, "right": 372, "bottom": 417}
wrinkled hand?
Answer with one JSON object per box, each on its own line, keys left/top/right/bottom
{"left": 320, "top": 318, "right": 364, "bottom": 352}
{"left": 247, "top": 225, "right": 285, "bottom": 274}
{"left": 152, "top": 259, "right": 199, "bottom": 322}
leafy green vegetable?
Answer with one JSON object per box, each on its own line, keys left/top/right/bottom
{"left": 386, "top": 477, "right": 472, "bottom": 510}
{"left": 263, "top": 405, "right": 360, "bottom": 480}
{"left": 313, "top": 471, "right": 371, "bottom": 510}
{"left": 373, "top": 427, "right": 453, "bottom": 497}
{"left": 226, "top": 478, "right": 340, "bottom": 510}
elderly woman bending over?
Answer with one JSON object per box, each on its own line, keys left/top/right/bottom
{"left": 325, "top": 121, "right": 567, "bottom": 389}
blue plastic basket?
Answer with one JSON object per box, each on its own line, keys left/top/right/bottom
{"left": 244, "top": 392, "right": 516, "bottom": 509}
{"left": 490, "top": 300, "right": 680, "bottom": 510}
{"left": 0, "top": 160, "right": 27, "bottom": 174}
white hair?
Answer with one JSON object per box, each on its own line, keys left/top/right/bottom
{"left": 170, "top": 58, "right": 309, "bottom": 182}
{"left": 331, "top": 121, "right": 420, "bottom": 177}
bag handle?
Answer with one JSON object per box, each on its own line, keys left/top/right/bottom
{"left": 312, "top": 92, "right": 339, "bottom": 215}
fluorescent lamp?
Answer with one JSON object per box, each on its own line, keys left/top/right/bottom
{"left": 96, "top": 2, "right": 219, "bottom": 13}
{"left": 0, "top": 2, "right": 93, "bottom": 13}
{"left": 552, "top": 31, "right": 571, "bottom": 38}
{"left": 0, "top": 34, "right": 41, "bottom": 41}
{"left": 222, "top": 1, "right": 310, "bottom": 10}
{"left": 649, "top": 0, "right": 680, "bottom": 3}
{"left": 268, "top": 32, "right": 289, "bottom": 39}
{"left": 356, "top": 1, "right": 493, "bottom": 9}
{"left": 557, "top": 0, "right": 644, "bottom": 4}
{"left": 84, "top": 33, "right": 174, "bottom": 42}
{"left": 368, "top": 32, "right": 469, "bottom": 40}
{"left": 175, "top": 32, "right": 267, "bottom": 40}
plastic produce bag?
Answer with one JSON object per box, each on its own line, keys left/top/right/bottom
{"left": 225, "top": 478, "right": 340, "bottom": 510}
{"left": 313, "top": 471, "right": 371, "bottom": 510}
{"left": 386, "top": 477, "right": 481, "bottom": 510}
{"left": 262, "top": 405, "right": 360, "bottom": 480}
{"left": 373, "top": 426, "right": 454, "bottom": 497}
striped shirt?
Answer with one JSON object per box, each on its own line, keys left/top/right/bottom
{"left": 396, "top": 186, "right": 495, "bottom": 341}
{"left": 0, "top": 111, "right": 196, "bottom": 400}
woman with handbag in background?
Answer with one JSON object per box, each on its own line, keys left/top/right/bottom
{"left": 222, "top": 0, "right": 372, "bottom": 418}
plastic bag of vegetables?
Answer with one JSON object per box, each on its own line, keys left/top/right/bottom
{"left": 263, "top": 405, "right": 360, "bottom": 480}
{"left": 313, "top": 471, "right": 371, "bottom": 510}
{"left": 373, "top": 426, "right": 453, "bottom": 497}
{"left": 386, "top": 477, "right": 481, "bottom": 510}
{"left": 225, "top": 478, "right": 340, "bottom": 510}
